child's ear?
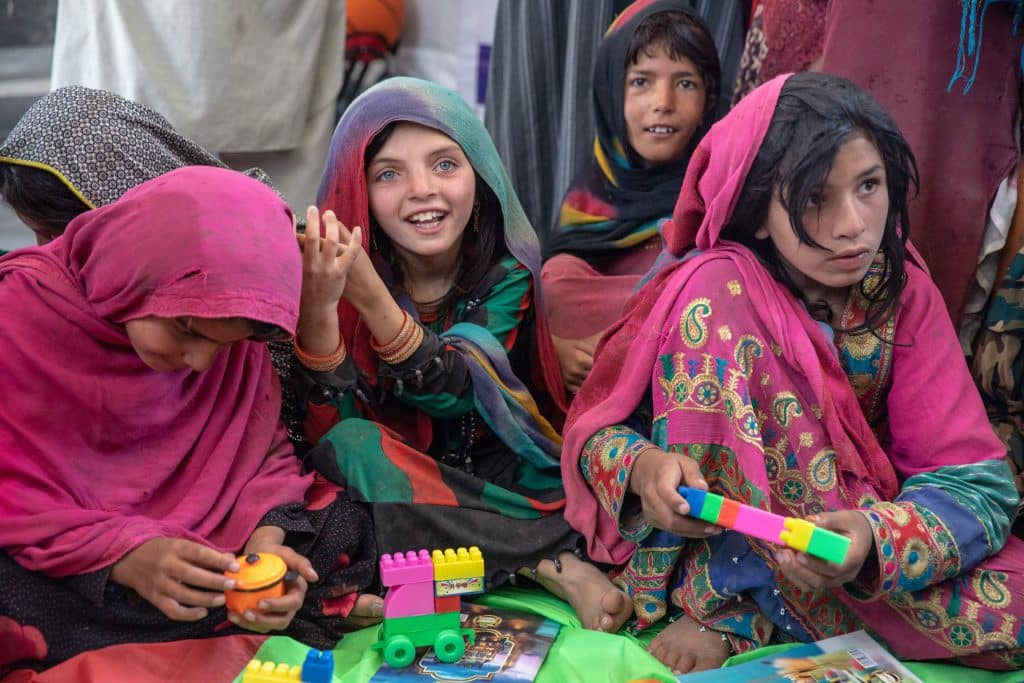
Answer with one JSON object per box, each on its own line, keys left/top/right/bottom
{"left": 754, "top": 225, "right": 769, "bottom": 240}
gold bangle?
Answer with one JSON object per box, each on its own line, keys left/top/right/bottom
{"left": 371, "top": 311, "right": 414, "bottom": 356}
{"left": 294, "top": 337, "right": 347, "bottom": 372}
{"left": 378, "top": 322, "right": 424, "bottom": 365}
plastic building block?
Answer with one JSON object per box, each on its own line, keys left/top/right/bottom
{"left": 433, "top": 594, "right": 460, "bottom": 614}
{"left": 383, "top": 580, "right": 436, "bottom": 618}
{"left": 431, "top": 546, "right": 484, "bottom": 581}
{"left": 435, "top": 576, "right": 485, "bottom": 596}
{"left": 780, "top": 517, "right": 814, "bottom": 553}
{"left": 380, "top": 549, "right": 434, "bottom": 587}
{"left": 241, "top": 659, "right": 301, "bottom": 683}
{"left": 806, "top": 526, "right": 853, "bottom": 566}
{"left": 301, "top": 649, "right": 333, "bottom": 683}
{"left": 678, "top": 486, "right": 850, "bottom": 564}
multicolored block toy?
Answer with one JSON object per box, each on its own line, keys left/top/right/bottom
{"left": 372, "top": 546, "right": 486, "bottom": 668}
{"left": 240, "top": 649, "right": 333, "bottom": 683}
{"left": 677, "top": 486, "right": 851, "bottom": 565}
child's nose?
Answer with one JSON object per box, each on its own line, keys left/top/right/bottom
{"left": 407, "top": 168, "right": 436, "bottom": 197}
{"left": 834, "top": 196, "right": 867, "bottom": 238}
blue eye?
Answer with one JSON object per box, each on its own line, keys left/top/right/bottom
{"left": 436, "top": 160, "right": 456, "bottom": 172}
{"left": 376, "top": 169, "right": 397, "bottom": 182}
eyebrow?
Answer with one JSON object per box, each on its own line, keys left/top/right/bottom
{"left": 627, "top": 68, "right": 700, "bottom": 79}
{"left": 177, "top": 317, "right": 246, "bottom": 344}
{"left": 369, "top": 145, "right": 465, "bottom": 167}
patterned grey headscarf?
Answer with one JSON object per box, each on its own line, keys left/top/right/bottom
{"left": 0, "top": 85, "right": 272, "bottom": 209}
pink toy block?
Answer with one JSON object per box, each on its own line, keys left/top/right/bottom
{"left": 379, "top": 549, "right": 434, "bottom": 587}
{"left": 731, "top": 504, "right": 786, "bottom": 543}
{"left": 383, "top": 581, "right": 436, "bottom": 618}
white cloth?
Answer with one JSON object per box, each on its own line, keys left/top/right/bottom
{"left": 51, "top": 0, "right": 345, "bottom": 210}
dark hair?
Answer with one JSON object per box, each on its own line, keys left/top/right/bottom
{"left": 363, "top": 122, "right": 507, "bottom": 314}
{"left": 0, "top": 162, "right": 91, "bottom": 240}
{"left": 250, "top": 320, "right": 292, "bottom": 342}
{"left": 720, "top": 72, "right": 919, "bottom": 336}
{"left": 624, "top": 10, "right": 721, "bottom": 121}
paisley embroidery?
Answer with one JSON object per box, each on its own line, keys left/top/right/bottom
{"left": 772, "top": 391, "right": 803, "bottom": 428}
{"left": 680, "top": 298, "right": 712, "bottom": 348}
{"left": 734, "top": 334, "right": 764, "bottom": 377}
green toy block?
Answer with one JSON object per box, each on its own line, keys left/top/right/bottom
{"left": 696, "top": 490, "right": 723, "bottom": 524}
{"left": 807, "top": 526, "right": 851, "bottom": 565}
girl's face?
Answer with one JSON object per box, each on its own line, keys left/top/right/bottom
{"left": 366, "top": 122, "right": 476, "bottom": 267}
{"left": 623, "top": 43, "right": 706, "bottom": 168}
{"left": 125, "top": 316, "right": 253, "bottom": 372}
{"left": 755, "top": 131, "right": 889, "bottom": 301}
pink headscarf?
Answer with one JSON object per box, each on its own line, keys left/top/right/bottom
{"left": 561, "top": 75, "right": 910, "bottom": 564}
{"left": 0, "top": 166, "right": 311, "bottom": 576}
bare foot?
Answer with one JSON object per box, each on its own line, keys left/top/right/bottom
{"left": 647, "top": 613, "right": 730, "bottom": 674}
{"left": 343, "top": 592, "right": 384, "bottom": 628}
{"left": 531, "top": 552, "right": 633, "bottom": 632}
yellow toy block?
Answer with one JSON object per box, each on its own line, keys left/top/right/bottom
{"left": 241, "top": 659, "right": 301, "bottom": 682}
{"left": 431, "top": 546, "right": 484, "bottom": 581}
{"left": 779, "top": 517, "right": 814, "bottom": 553}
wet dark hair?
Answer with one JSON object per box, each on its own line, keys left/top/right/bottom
{"left": 624, "top": 10, "right": 721, "bottom": 121}
{"left": 363, "top": 122, "right": 507, "bottom": 314}
{"left": 0, "top": 163, "right": 90, "bottom": 240}
{"left": 720, "top": 72, "right": 919, "bottom": 336}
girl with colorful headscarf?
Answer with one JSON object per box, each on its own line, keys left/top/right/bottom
{"left": 292, "top": 77, "right": 633, "bottom": 633}
{"left": 541, "top": 0, "right": 720, "bottom": 393}
{"left": 562, "top": 73, "right": 1024, "bottom": 674}
{"left": 0, "top": 167, "right": 377, "bottom": 672}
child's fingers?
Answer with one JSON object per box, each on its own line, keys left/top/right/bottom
{"left": 275, "top": 546, "right": 318, "bottom": 583}
{"left": 336, "top": 227, "right": 362, "bottom": 271}
{"left": 303, "top": 206, "right": 321, "bottom": 261}
{"left": 322, "top": 210, "right": 340, "bottom": 247}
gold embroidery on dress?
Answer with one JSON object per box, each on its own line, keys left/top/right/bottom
{"left": 717, "top": 325, "right": 733, "bottom": 342}
{"left": 680, "top": 298, "right": 712, "bottom": 349}
{"left": 727, "top": 280, "right": 742, "bottom": 296}
{"left": 772, "top": 391, "right": 804, "bottom": 428}
{"left": 734, "top": 334, "right": 764, "bottom": 377}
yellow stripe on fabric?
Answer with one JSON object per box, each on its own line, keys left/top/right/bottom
{"left": 460, "top": 344, "right": 564, "bottom": 447}
{"left": 0, "top": 156, "right": 96, "bottom": 209}
{"left": 613, "top": 224, "right": 661, "bottom": 249}
{"left": 593, "top": 138, "right": 618, "bottom": 188}
{"left": 560, "top": 204, "right": 609, "bottom": 226}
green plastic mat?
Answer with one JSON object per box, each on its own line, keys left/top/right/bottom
{"left": 234, "top": 587, "right": 1023, "bottom": 682}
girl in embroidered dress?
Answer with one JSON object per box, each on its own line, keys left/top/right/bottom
{"left": 562, "top": 72, "right": 1024, "bottom": 674}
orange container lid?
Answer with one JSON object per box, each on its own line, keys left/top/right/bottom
{"left": 225, "top": 553, "right": 287, "bottom": 590}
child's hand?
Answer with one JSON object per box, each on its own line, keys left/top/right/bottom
{"left": 629, "top": 446, "right": 721, "bottom": 538}
{"left": 773, "top": 510, "right": 874, "bottom": 593}
{"left": 110, "top": 537, "right": 239, "bottom": 621}
{"left": 552, "top": 334, "right": 595, "bottom": 393}
{"left": 297, "top": 207, "right": 362, "bottom": 310}
{"left": 232, "top": 529, "right": 318, "bottom": 633}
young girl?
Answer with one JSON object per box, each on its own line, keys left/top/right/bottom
{"left": 562, "top": 73, "right": 1024, "bottom": 674}
{"left": 292, "top": 77, "right": 632, "bottom": 633}
{"left": 541, "top": 0, "right": 720, "bottom": 393}
{"left": 0, "top": 85, "right": 271, "bottom": 245}
{"left": 0, "top": 167, "right": 377, "bottom": 672}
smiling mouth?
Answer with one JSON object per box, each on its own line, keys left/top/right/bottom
{"left": 644, "top": 126, "right": 678, "bottom": 135}
{"left": 405, "top": 210, "right": 448, "bottom": 232}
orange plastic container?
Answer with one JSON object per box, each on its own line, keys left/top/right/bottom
{"left": 224, "top": 552, "right": 288, "bottom": 614}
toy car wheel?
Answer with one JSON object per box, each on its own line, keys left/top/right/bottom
{"left": 433, "top": 629, "right": 465, "bottom": 663}
{"left": 384, "top": 634, "right": 416, "bottom": 668}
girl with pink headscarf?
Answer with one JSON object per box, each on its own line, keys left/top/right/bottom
{"left": 562, "top": 73, "right": 1024, "bottom": 674}
{"left": 0, "top": 167, "right": 376, "bottom": 672}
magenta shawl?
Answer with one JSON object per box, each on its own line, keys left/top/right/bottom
{"left": 561, "top": 75, "right": 1002, "bottom": 564}
{"left": 0, "top": 166, "right": 310, "bottom": 576}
